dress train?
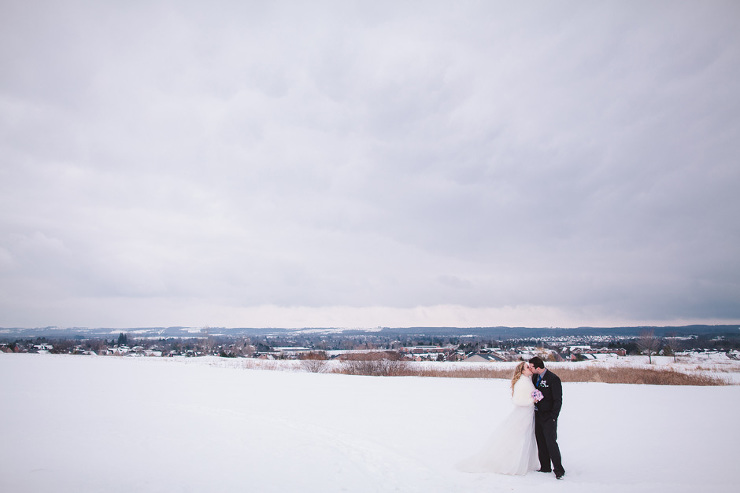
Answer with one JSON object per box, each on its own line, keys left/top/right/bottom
{"left": 458, "top": 377, "right": 538, "bottom": 476}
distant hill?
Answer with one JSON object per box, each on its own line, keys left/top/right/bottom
{"left": 1, "top": 324, "right": 738, "bottom": 340}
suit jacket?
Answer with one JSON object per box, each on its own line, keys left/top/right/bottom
{"left": 532, "top": 369, "right": 562, "bottom": 419}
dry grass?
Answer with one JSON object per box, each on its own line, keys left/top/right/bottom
{"left": 331, "top": 361, "right": 729, "bottom": 385}
{"left": 693, "top": 365, "right": 735, "bottom": 373}
{"left": 334, "top": 359, "right": 410, "bottom": 377}
{"left": 330, "top": 361, "right": 516, "bottom": 380}
{"left": 553, "top": 366, "right": 728, "bottom": 386}
{"left": 230, "top": 352, "right": 731, "bottom": 386}
{"left": 239, "top": 359, "right": 283, "bottom": 372}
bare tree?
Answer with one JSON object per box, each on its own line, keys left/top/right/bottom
{"left": 663, "top": 335, "right": 683, "bottom": 363}
{"left": 637, "top": 330, "right": 661, "bottom": 364}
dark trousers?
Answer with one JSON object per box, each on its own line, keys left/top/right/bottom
{"left": 534, "top": 413, "right": 564, "bottom": 475}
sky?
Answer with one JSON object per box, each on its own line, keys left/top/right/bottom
{"left": 1, "top": 0, "right": 739, "bottom": 329}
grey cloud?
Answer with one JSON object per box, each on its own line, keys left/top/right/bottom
{"left": 1, "top": 1, "right": 739, "bottom": 327}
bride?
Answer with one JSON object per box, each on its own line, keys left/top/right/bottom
{"left": 459, "top": 362, "right": 539, "bottom": 476}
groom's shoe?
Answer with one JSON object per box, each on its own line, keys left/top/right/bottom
{"left": 536, "top": 469, "right": 552, "bottom": 473}
{"left": 555, "top": 472, "right": 565, "bottom": 480}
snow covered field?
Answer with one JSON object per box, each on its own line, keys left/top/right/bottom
{"left": 1, "top": 353, "right": 738, "bottom": 492}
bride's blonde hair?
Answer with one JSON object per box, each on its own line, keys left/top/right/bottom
{"left": 510, "top": 362, "right": 527, "bottom": 395}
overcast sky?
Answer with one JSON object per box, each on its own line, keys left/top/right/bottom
{"left": 1, "top": 1, "right": 739, "bottom": 329}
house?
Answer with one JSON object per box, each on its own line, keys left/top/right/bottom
{"left": 463, "top": 353, "right": 506, "bottom": 363}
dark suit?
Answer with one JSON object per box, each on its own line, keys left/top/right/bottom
{"left": 532, "top": 369, "right": 564, "bottom": 476}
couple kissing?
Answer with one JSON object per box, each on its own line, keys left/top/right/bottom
{"left": 459, "top": 357, "right": 565, "bottom": 479}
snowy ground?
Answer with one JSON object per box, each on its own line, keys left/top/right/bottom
{"left": 1, "top": 353, "right": 738, "bottom": 492}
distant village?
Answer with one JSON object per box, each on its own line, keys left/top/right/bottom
{"left": 2, "top": 328, "right": 738, "bottom": 362}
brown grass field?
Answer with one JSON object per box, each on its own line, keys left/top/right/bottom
{"left": 328, "top": 361, "right": 729, "bottom": 385}
{"left": 239, "top": 353, "right": 733, "bottom": 386}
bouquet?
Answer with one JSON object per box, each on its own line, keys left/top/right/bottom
{"left": 532, "top": 389, "right": 544, "bottom": 403}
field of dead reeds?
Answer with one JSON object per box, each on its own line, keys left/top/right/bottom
{"left": 324, "top": 357, "right": 732, "bottom": 385}
{"left": 331, "top": 362, "right": 729, "bottom": 385}
{"left": 200, "top": 354, "right": 735, "bottom": 385}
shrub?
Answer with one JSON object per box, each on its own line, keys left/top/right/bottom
{"left": 300, "top": 351, "right": 329, "bottom": 373}
{"left": 333, "top": 351, "right": 410, "bottom": 376}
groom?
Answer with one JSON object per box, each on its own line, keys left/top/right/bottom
{"left": 529, "top": 357, "right": 565, "bottom": 480}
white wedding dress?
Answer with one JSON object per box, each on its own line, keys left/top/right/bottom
{"left": 459, "top": 376, "right": 538, "bottom": 475}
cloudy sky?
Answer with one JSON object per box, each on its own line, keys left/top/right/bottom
{"left": 1, "top": 1, "right": 739, "bottom": 329}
